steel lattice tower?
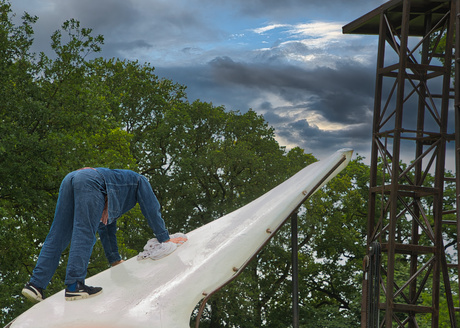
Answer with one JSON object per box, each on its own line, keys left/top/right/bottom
{"left": 343, "top": 0, "right": 460, "bottom": 327}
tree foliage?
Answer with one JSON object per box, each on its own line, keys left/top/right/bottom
{"left": 6, "top": 2, "right": 454, "bottom": 327}
{"left": 0, "top": 3, "right": 135, "bottom": 322}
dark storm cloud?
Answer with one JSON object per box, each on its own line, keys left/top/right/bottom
{"left": 157, "top": 52, "right": 375, "bottom": 160}
{"left": 55, "top": 0, "right": 139, "bottom": 30}
{"left": 276, "top": 118, "right": 371, "bottom": 159}
{"left": 213, "top": 0, "right": 386, "bottom": 21}
{"left": 208, "top": 56, "right": 374, "bottom": 125}
{"left": 12, "top": 0, "right": 221, "bottom": 59}
{"left": 10, "top": 0, "right": 385, "bottom": 161}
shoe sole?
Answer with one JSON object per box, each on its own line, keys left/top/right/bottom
{"left": 22, "top": 288, "right": 43, "bottom": 303}
{"left": 65, "top": 289, "right": 102, "bottom": 301}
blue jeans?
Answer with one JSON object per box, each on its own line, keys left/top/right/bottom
{"left": 31, "top": 169, "right": 106, "bottom": 288}
{"left": 30, "top": 168, "right": 170, "bottom": 289}
{"left": 98, "top": 221, "right": 121, "bottom": 264}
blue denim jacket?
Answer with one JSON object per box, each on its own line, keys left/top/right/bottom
{"left": 96, "top": 167, "right": 169, "bottom": 242}
{"left": 95, "top": 168, "right": 143, "bottom": 223}
{"left": 94, "top": 169, "right": 169, "bottom": 244}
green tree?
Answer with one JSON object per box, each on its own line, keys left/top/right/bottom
{"left": 193, "top": 156, "right": 370, "bottom": 327}
{"left": 0, "top": 5, "right": 134, "bottom": 324}
{"left": 0, "top": 3, "right": 381, "bottom": 328}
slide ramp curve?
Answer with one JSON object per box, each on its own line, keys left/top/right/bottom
{"left": 7, "top": 148, "right": 353, "bottom": 328}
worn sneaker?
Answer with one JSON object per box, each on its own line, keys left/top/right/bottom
{"left": 65, "top": 281, "right": 102, "bottom": 301}
{"left": 22, "top": 282, "right": 44, "bottom": 303}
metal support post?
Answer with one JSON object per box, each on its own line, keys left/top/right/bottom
{"left": 291, "top": 211, "right": 299, "bottom": 328}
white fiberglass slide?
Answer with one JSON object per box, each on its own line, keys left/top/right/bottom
{"left": 8, "top": 148, "right": 353, "bottom": 328}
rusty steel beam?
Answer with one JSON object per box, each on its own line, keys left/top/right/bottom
{"left": 345, "top": 0, "right": 458, "bottom": 327}
{"left": 456, "top": 0, "right": 460, "bottom": 317}
{"left": 382, "top": 2, "right": 411, "bottom": 326}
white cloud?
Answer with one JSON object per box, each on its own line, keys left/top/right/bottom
{"left": 251, "top": 24, "right": 288, "bottom": 34}
{"left": 9, "top": 0, "right": 381, "bottom": 160}
{"left": 290, "top": 22, "right": 343, "bottom": 38}
{"left": 250, "top": 92, "right": 351, "bottom": 133}
{"left": 250, "top": 20, "right": 367, "bottom": 62}
{"left": 252, "top": 21, "right": 347, "bottom": 47}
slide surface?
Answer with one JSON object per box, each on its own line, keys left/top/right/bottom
{"left": 8, "top": 149, "right": 353, "bottom": 328}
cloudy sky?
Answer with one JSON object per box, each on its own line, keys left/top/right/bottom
{"left": 9, "top": 0, "right": 456, "bottom": 169}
